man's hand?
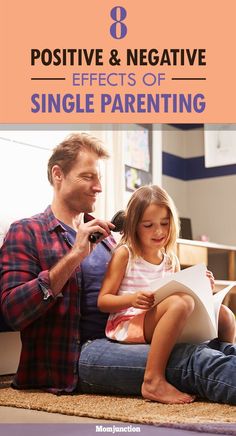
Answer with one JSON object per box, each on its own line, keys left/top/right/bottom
{"left": 49, "top": 217, "right": 114, "bottom": 297}
{"left": 72, "top": 216, "right": 115, "bottom": 260}
{"left": 131, "top": 291, "right": 154, "bottom": 310}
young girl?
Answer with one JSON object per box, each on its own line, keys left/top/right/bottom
{"left": 98, "top": 185, "right": 235, "bottom": 404}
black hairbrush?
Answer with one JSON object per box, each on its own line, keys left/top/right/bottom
{"left": 84, "top": 210, "right": 125, "bottom": 243}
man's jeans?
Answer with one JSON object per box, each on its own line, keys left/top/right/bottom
{"left": 79, "top": 338, "right": 236, "bottom": 404}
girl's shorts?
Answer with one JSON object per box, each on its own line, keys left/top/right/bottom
{"left": 106, "top": 312, "right": 146, "bottom": 344}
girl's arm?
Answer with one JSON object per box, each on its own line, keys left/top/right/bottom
{"left": 206, "top": 269, "right": 215, "bottom": 291}
{"left": 98, "top": 246, "right": 154, "bottom": 313}
{"left": 175, "top": 256, "right": 215, "bottom": 290}
{"left": 175, "top": 256, "right": 181, "bottom": 272}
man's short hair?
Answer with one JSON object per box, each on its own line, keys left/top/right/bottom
{"left": 47, "top": 133, "right": 109, "bottom": 185}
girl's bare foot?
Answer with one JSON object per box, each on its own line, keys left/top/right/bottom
{"left": 141, "top": 378, "right": 195, "bottom": 404}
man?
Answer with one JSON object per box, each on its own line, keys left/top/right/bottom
{"left": 0, "top": 133, "right": 113, "bottom": 392}
{"left": 1, "top": 133, "right": 236, "bottom": 403}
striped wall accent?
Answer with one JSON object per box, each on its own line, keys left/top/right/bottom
{"left": 162, "top": 152, "right": 236, "bottom": 180}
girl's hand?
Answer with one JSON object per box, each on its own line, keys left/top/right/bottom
{"left": 206, "top": 269, "right": 215, "bottom": 292}
{"left": 131, "top": 291, "right": 154, "bottom": 309}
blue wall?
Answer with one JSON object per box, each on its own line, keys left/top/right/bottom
{"left": 163, "top": 152, "right": 236, "bottom": 180}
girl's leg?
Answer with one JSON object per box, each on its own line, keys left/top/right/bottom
{"left": 142, "top": 292, "right": 195, "bottom": 404}
{"left": 218, "top": 304, "right": 235, "bottom": 343}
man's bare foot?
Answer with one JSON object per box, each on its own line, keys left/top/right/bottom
{"left": 141, "top": 378, "right": 195, "bottom": 404}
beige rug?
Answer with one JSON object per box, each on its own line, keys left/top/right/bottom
{"left": 0, "top": 376, "right": 235, "bottom": 426}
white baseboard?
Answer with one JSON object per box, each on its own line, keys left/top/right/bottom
{"left": 0, "top": 332, "right": 21, "bottom": 375}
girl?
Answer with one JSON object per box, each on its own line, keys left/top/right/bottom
{"left": 98, "top": 185, "right": 235, "bottom": 404}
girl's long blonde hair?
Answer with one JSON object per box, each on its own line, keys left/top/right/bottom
{"left": 120, "top": 185, "right": 180, "bottom": 265}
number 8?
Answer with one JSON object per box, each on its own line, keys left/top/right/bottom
{"left": 110, "top": 6, "right": 127, "bottom": 39}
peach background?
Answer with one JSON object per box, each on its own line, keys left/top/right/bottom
{"left": 0, "top": 0, "right": 235, "bottom": 123}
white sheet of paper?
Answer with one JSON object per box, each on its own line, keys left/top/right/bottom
{"left": 143, "top": 263, "right": 235, "bottom": 343}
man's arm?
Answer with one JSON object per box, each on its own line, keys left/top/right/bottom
{"left": 0, "top": 217, "right": 114, "bottom": 330}
{"left": 49, "top": 216, "right": 114, "bottom": 295}
{"left": 0, "top": 221, "right": 59, "bottom": 330}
